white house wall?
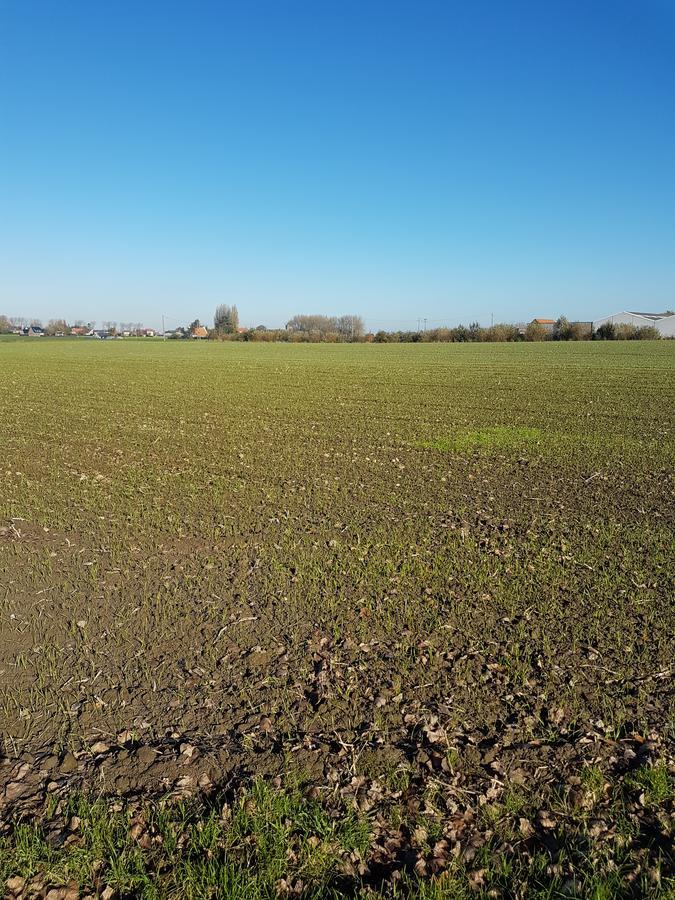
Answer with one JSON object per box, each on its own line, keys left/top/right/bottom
{"left": 592, "top": 312, "right": 675, "bottom": 336}
{"left": 657, "top": 316, "right": 675, "bottom": 337}
{"left": 593, "top": 312, "right": 644, "bottom": 329}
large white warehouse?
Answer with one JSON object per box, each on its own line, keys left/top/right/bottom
{"left": 592, "top": 310, "right": 675, "bottom": 337}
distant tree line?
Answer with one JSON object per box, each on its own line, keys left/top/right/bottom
{"left": 592, "top": 322, "right": 661, "bottom": 341}
{"left": 372, "top": 317, "right": 661, "bottom": 343}
{"left": 197, "top": 312, "right": 663, "bottom": 343}
{"left": 373, "top": 322, "right": 521, "bottom": 343}
{"left": 1, "top": 311, "right": 666, "bottom": 342}
{"left": 169, "top": 312, "right": 367, "bottom": 342}
{"left": 0, "top": 315, "right": 46, "bottom": 332}
{"left": 286, "top": 314, "right": 364, "bottom": 340}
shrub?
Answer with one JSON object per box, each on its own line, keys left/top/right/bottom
{"left": 636, "top": 326, "right": 660, "bottom": 340}
{"left": 524, "top": 322, "right": 549, "bottom": 341}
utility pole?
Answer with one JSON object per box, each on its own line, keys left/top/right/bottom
{"left": 491, "top": 312, "right": 494, "bottom": 327}
{"left": 417, "top": 317, "right": 421, "bottom": 332}
{"left": 423, "top": 317, "right": 427, "bottom": 332}
{"left": 162, "top": 314, "right": 166, "bottom": 340}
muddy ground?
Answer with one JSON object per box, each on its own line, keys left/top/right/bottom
{"left": 0, "top": 340, "right": 673, "bottom": 896}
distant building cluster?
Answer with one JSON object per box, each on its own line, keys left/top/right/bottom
{"left": 1, "top": 321, "right": 160, "bottom": 339}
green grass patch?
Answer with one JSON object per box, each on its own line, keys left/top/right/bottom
{"left": 1, "top": 771, "right": 673, "bottom": 898}
{"left": 625, "top": 764, "right": 672, "bottom": 807}
{"left": 423, "top": 425, "right": 544, "bottom": 453}
{"left": 0, "top": 780, "right": 371, "bottom": 899}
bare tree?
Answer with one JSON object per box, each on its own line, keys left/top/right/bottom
{"left": 286, "top": 313, "right": 364, "bottom": 340}
{"left": 46, "top": 318, "right": 68, "bottom": 335}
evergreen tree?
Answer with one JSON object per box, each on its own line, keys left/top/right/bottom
{"left": 214, "top": 304, "right": 239, "bottom": 334}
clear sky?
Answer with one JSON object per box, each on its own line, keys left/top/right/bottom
{"left": 1, "top": 0, "right": 674, "bottom": 330}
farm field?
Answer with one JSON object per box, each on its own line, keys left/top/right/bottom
{"left": 0, "top": 338, "right": 673, "bottom": 898}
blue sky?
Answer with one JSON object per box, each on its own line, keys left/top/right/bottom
{"left": 1, "top": 0, "right": 674, "bottom": 330}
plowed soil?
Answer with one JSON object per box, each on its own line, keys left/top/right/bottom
{"left": 0, "top": 339, "right": 673, "bottom": 896}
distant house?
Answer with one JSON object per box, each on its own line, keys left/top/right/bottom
{"left": 24, "top": 325, "right": 45, "bottom": 336}
{"left": 70, "top": 326, "right": 88, "bottom": 336}
{"left": 192, "top": 325, "right": 209, "bottom": 339}
{"left": 530, "top": 318, "right": 556, "bottom": 334}
{"left": 143, "top": 328, "right": 156, "bottom": 337}
{"left": 87, "top": 329, "right": 113, "bottom": 340}
{"left": 592, "top": 311, "right": 675, "bottom": 337}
